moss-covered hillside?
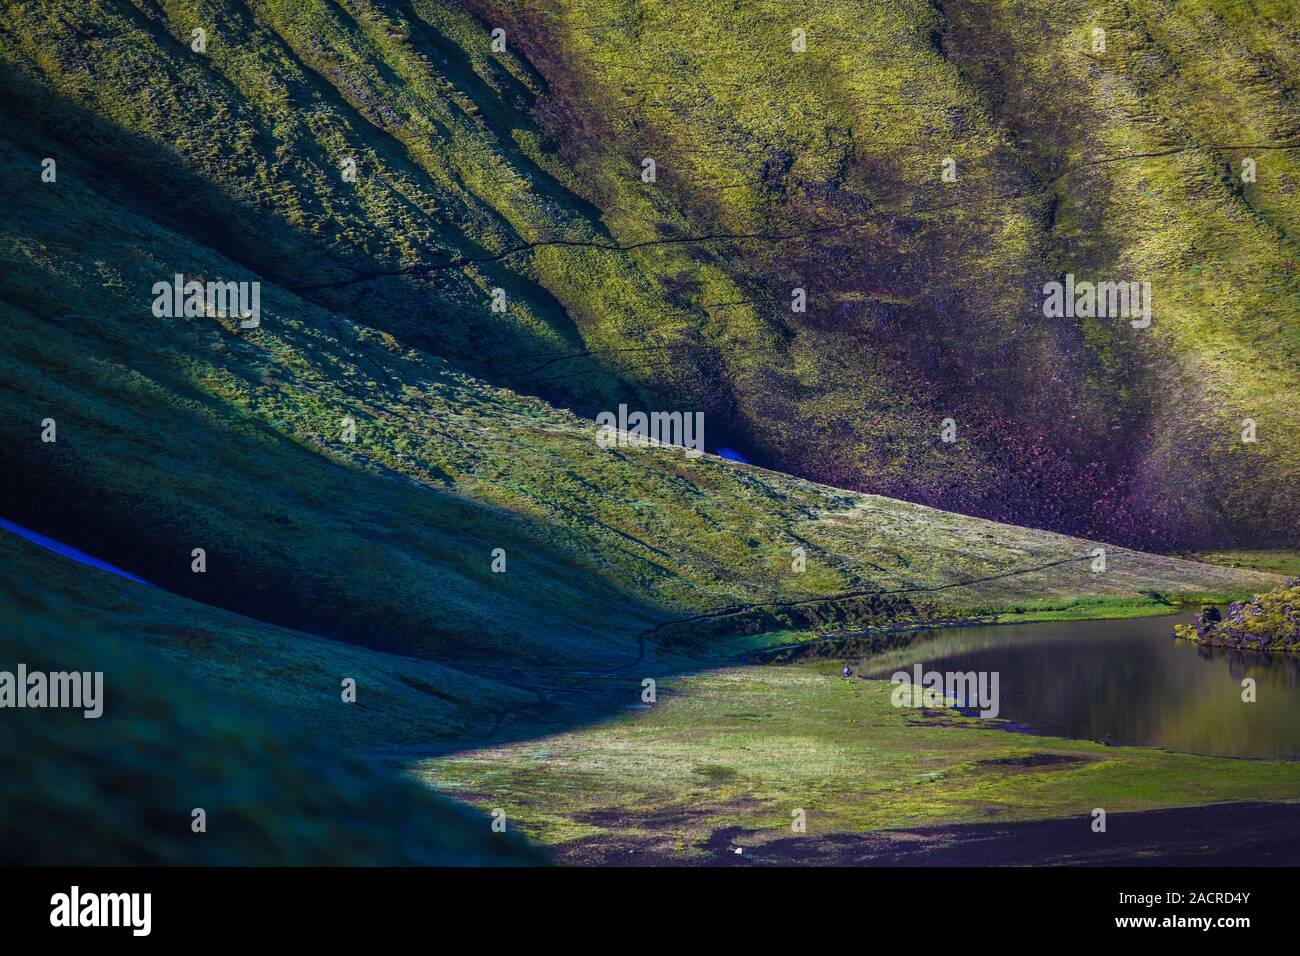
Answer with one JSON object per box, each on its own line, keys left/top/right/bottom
{"left": 1, "top": 0, "right": 1295, "bottom": 864}
{"left": 0, "top": 0, "right": 1282, "bottom": 672}
{"left": 470, "top": 0, "right": 1300, "bottom": 547}
{"left": 1, "top": 0, "right": 1295, "bottom": 551}
{"left": 0, "top": 537, "right": 544, "bottom": 865}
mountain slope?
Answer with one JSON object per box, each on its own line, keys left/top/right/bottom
{"left": 466, "top": 0, "right": 1300, "bottom": 547}
{"left": 0, "top": 0, "right": 1292, "bottom": 864}
{"left": 2, "top": 0, "right": 1294, "bottom": 551}
{"left": 0, "top": 102, "right": 1274, "bottom": 675}
{"left": 0, "top": 536, "right": 544, "bottom": 865}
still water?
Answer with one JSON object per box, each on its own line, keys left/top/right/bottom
{"left": 840, "top": 613, "right": 1300, "bottom": 760}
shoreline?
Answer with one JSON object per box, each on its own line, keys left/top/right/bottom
{"left": 552, "top": 801, "right": 1300, "bottom": 867}
{"left": 744, "top": 597, "right": 1211, "bottom": 664}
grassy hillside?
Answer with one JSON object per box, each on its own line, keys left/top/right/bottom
{"left": 0, "top": 0, "right": 1294, "bottom": 551}
{"left": 0, "top": 116, "right": 1275, "bottom": 673}
{"left": 1, "top": 532, "right": 537, "bottom": 748}
{"left": 0, "top": 21, "right": 1278, "bottom": 672}
{"left": 0, "top": 537, "right": 544, "bottom": 864}
{"left": 466, "top": 0, "right": 1300, "bottom": 548}
{"left": 0, "top": 0, "right": 1294, "bottom": 863}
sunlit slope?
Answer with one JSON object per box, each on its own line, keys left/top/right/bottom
{"left": 936, "top": 0, "right": 1300, "bottom": 546}
{"left": 0, "top": 0, "right": 639, "bottom": 414}
{"left": 0, "top": 99, "right": 1276, "bottom": 673}
{"left": 3, "top": 0, "right": 1295, "bottom": 550}
{"left": 468, "top": 0, "right": 1300, "bottom": 547}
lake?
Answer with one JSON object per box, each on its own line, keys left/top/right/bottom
{"left": 835, "top": 613, "right": 1300, "bottom": 760}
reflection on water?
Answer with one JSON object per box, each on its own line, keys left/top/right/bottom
{"left": 839, "top": 613, "right": 1300, "bottom": 759}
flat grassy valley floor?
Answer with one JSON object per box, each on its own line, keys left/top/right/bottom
{"left": 404, "top": 612, "right": 1300, "bottom": 866}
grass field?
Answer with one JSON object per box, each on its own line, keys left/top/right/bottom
{"left": 408, "top": 661, "right": 1300, "bottom": 864}
{"left": 0, "top": 0, "right": 1296, "bottom": 864}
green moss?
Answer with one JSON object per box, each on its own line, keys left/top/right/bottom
{"left": 0, "top": 538, "right": 544, "bottom": 865}
{"left": 1175, "top": 583, "right": 1300, "bottom": 650}
{"left": 412, "top": 662, "right": 1300, "bottom": 858}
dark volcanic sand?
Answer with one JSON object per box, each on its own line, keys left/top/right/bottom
{"left": 555, "top": 801, "right": 1300, "bottom": 866}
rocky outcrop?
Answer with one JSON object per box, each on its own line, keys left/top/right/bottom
{"left": 1174, "top": 580, "right": 1300, "bottom": 651}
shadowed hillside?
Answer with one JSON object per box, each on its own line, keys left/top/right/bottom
{"left": 0, "top": 118, "right": 1275, "bottom": 672}
{"left": 0, "top": 539, "right": 544, "bottom": 865}
{"left": 0, "top": 0, "right": 1281, "bottom": 674}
